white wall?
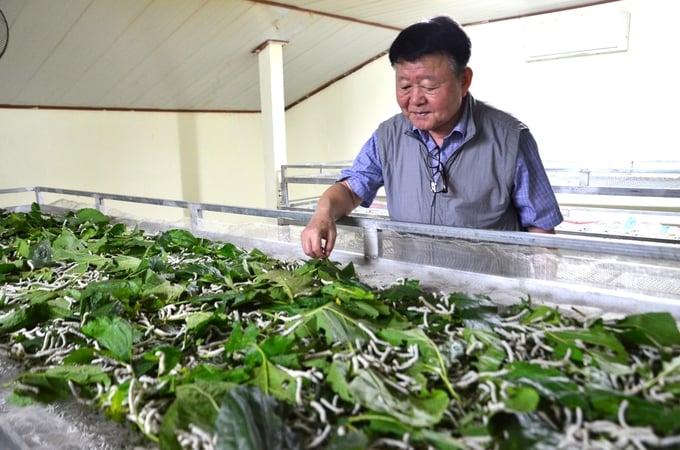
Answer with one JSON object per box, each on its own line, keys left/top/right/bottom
{"left": 286, "top": 0, "right": 679, "bottom": 165}
{"left": 466, "top": 0, "right": 678, "bottom": 164}
{"left": 0, "top": 108, "right": 264, "bottom": 213}
{"left": 286, "top": 56, "right": 398, "bottom": 164}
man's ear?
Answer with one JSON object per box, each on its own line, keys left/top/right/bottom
{"left": 461, "top": 67, "right": 473, "bottom": 95}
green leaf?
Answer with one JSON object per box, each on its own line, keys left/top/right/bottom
{"left": 327, "top": 359, "right": 353, "bottom": 402}
{"left": 53, "top": 248, "right": 110, "bottom": 268}
{"left": 0, "top": 260, "right": 22, "bottom": 274}
{"left": 185, "top": 311, "right": 216, "bottom": 331}
{"left": 14, "top": 364, "right": 110, "bottom": 403}
{"left": 63, "top": 347, "right": 96, "bottom": 365}
{"left": 17, "top": 289, "right": 57, "bottom": 305}
{"left": 379, "top": 279, "right": 423, "bottom": 302}
{"left": 0, "top": 303, "right": 51, "bottom": 333}
{"left": 79, "top": 279, "right": 142, "bottom": 316}
{"left": 348, "top": 368, "right": 448, "bottom": 427}
{"left": 326, "top": 430, "right": 369, "bottom": 450}
{"left": 141, "top": 277, "right": 184, "bottom": 302}
{"left": 140, "top": 345, "right": 182, "bottom": 377}
{"left": 296, "top": 302, "right": 369, "bottom": 346}
{"left": 449, "top": 293, "right": 502, "bottom": 329}
{"left": 462, "top": 328, "right": 506, "bottom": 372}
{"left": 546, "top": 328, "right": 627, "bottom": 364}
{"left": 259, "top": 334, "right": 298, "bottom": 368}
{"left": 15, "top": 238, "right": 31, "bottom": 258}
{"left": 415, "top": 429, "right": 468, "bottom": 450}
{"left": 251, "top": 356, "right": 298, "bottom": 403}
{"left": 7, "top": 391, "right": 36, "bottom": 407}
{"left": 378, "top": 324, "right": 459, "bottom": 399}
{"left": 156, "top": 229, "right": 201, "bottom": 251}
{"left": 321, "top": 280, "right": 375, "bottom": 302}
{"left": 501, "top": 362, "right": 588, "bottom": 411}
{"left": 488, "top": 412, "right": 562, "bottom": 450}
{"left": 503, "top": 386, "right": 540, "bottom": 412}
{"left": 214, "top": 385, "right": 301, "bottom": 450}
{"left": 520, "top": 304, "right": 562, "bottom": 326}
{"left": 82, "top": 316, "right": 135, "bottom": 362}
{"left": 612, "top": 312, "right": 680, "bottom": 347}
{"left": 342, "top": 298, "right": 391, "bottom": 320}
{"left": 75, "top": 208, "right": 110, "bottom": 225}
{"left": 112, "top": 255, "right": 142, "bottom": 272}
{"left": 52, "top": 229, "right": 85, "bottom": 252}
{"left": 217, "top": 242, "right": 247, "bottom": 260}
{"left": 28, "top": 239, "right": 52, "bottom": 268}
{"left": 225, "top": 323, "right": 259, "bottom": 353}
{"left": 106, "top": 380, "right": 130, "bottom": 422}
{"left": 159, "top": 382, "right": 236, "bottom": 450}
{"left": 185, "top": 364, "right": 251, "bottom": 385}
{"left": 255, "top": 269, "right": 316, "bottom": 301}
{"left": 588, "top": 388, "right": 680, "bottom": 434}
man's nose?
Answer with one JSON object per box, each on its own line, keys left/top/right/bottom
{"left": 410, "top": 86, "right": 425, "bottom": 104}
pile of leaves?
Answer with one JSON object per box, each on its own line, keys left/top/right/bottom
{"left": 1, "top": 204, "right": 680, "bottom": 450}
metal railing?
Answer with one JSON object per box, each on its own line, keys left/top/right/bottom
{"left": 279, "top": 161, "right": 680, "bottom": 209}
{"left": 1, "top": 186, "right": 679, "bottom": 263}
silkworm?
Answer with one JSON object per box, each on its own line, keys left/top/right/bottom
{"left": 500, "top": 339, "right": 514, "bottom": 363}
{"left": 307, "top": 424, "right": 332, "bottom": 449}
{"left": 186, "top": 423, "right": 216, "bottom": 449}
{"left": 382, "top": 376, "right": 410, "bottom": 396}
{"left": 139, "top": 403, "right": 161, "bottom": 435}
{"left": 617, "top": 399, "right": 630, "bottom": 428}
{"left": 280, "top": 319, "right": 303, "bottom": 336}
{"left": 295, "top": 377, "right": 303, "bottom": 405}
{"left": 127, "top": 377, "right": 137, "bottom": 417}
{"left": 196, "top": 344, "right": 225, "bottom": 359}
{"left": 319, "top": 397, "right": 344, "bottom": 414}
{"left": 355, "top": 321, "right": 390, "bottom": 347}
{"left": 465, "top": 336, "right": 484, "bottom": 355}
{"left": 304, "top": 350, "right": 333, "bottom": 361}
{"left": 15, "top": 381, "right": 39, "bottom": 394}
{"left": 392, "top": 345, "right": 419, "bottom": 371}
{"left": 275, "top": 365, "right": 319, "bottom": 383}
{"left": 417, "top": 296, "right": 440, "bottom": 313}
{"left": 11, "top": 342, "right": 25, "bottom": 358}
{"left": 493, "top": 326, "right": 516, "bottom": 341}
{"left": 369, "top": 437, "right": 412, "bottom": 450}
{"left": 455, "top": 370, "right": 479, "bottom": 388}
{"left": 309, "top": 400, "right": 327, "bottom": 423}
{"left": 394, "top": 372, "right": 417, "bottom": 387}
{"left": 155, "top": 350, "right": 167, "bottom": 375}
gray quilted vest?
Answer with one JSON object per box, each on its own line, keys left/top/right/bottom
{"left": 376, "top": 94, "right": 524, "bottom": 230}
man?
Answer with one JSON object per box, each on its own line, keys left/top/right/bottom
{"left": 301, "top": 16, "right": 563, "bottom": 259}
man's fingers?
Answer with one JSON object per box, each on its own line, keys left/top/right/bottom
{"left": 302, "top": 233, "right": 327, "bottom": 259}
{"left": 322, "top": 232, "right": 336, "bottom": 257}
{"left": 301, "top": 217, "right": 337, "bottom": 259}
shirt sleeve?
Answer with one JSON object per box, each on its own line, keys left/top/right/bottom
{"left": 338, "top": 131, "right": 385, "bottom": 208}
{"left": 513, "top": 130, "right": 564, "bottom": 230}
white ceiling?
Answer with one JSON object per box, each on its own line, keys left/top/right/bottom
{"left": 0, "top": 0, "right": 613, "bottom": 111}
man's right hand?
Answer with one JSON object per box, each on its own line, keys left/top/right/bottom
{"left": 301, "top": 213, "right": 337, "bottom": 258}
{"left": 300, "top": 181, "right": 362, "bottom": 259}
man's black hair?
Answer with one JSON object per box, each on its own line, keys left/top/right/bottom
{"left": 388, "top": 16, "right": 471, "bottom": 72}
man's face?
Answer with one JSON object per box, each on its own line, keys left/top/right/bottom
{"left": 395, "top": 53, "right": 472, "bottom": 142}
